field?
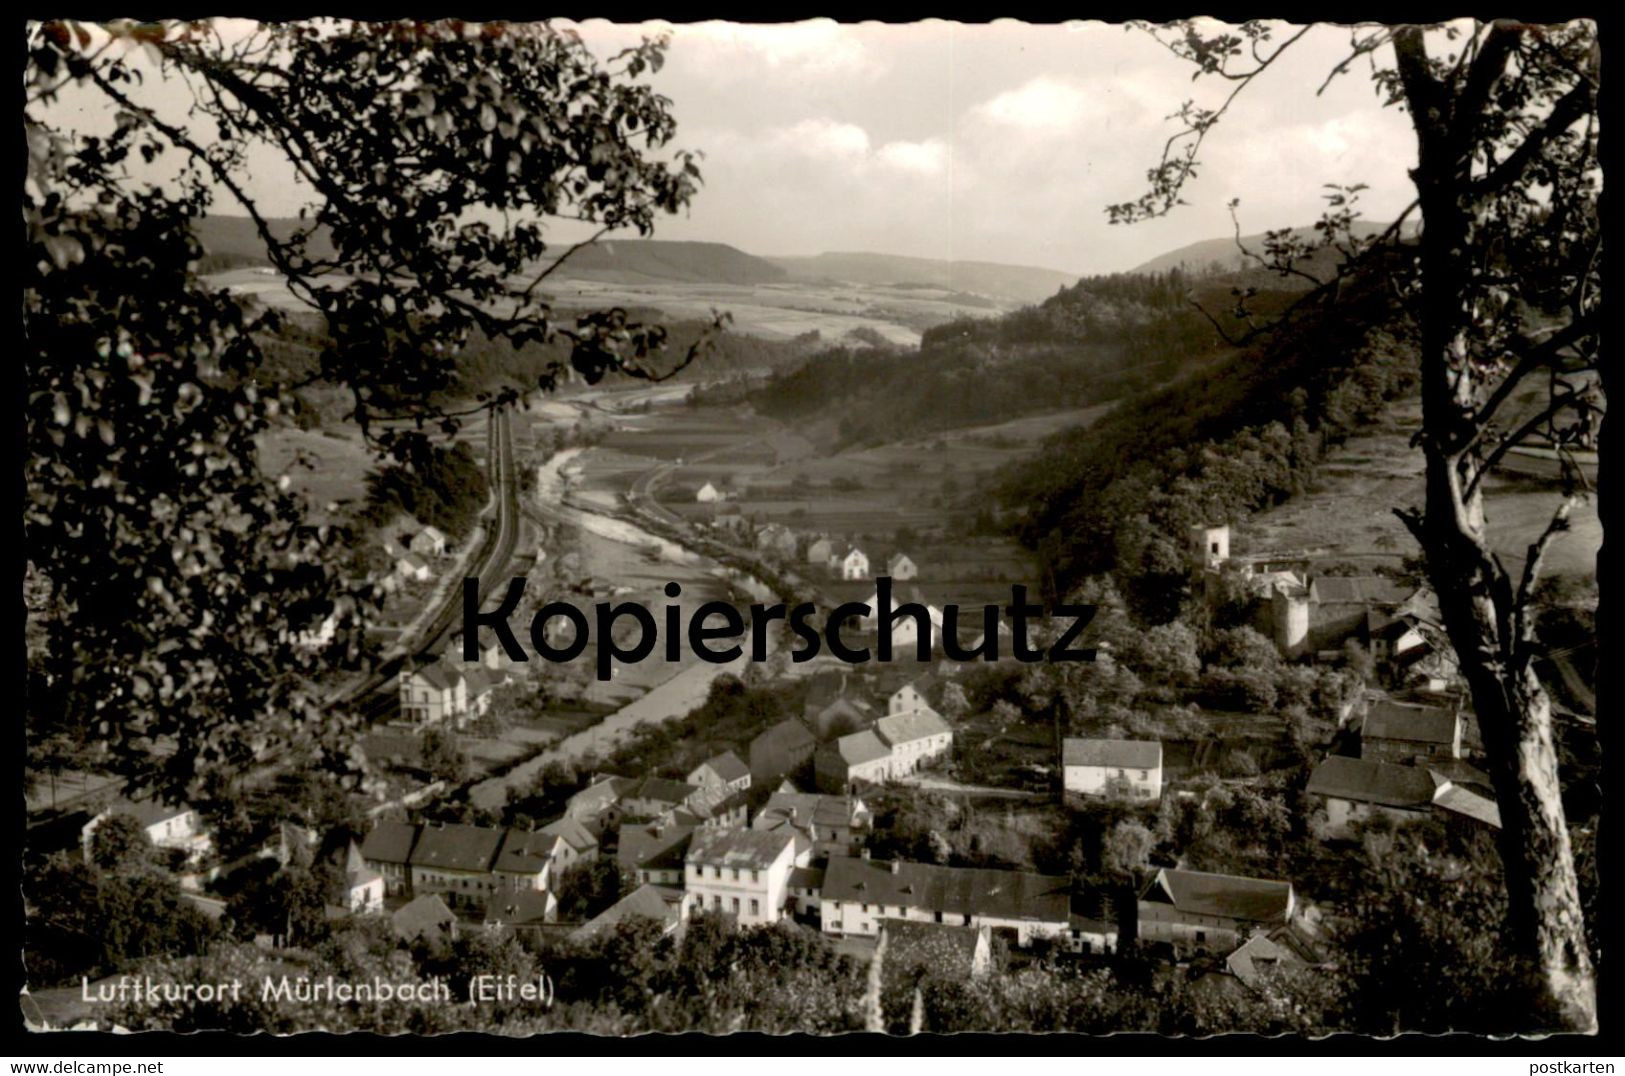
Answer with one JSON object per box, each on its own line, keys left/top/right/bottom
{"left": 565, "top": 398, "right": 1114, "bottom": 598}
{"left": 205, "top": 268, "right": 1025, "bottom": 349}
{"left": 1244, "top": 394, "right": 1601, "bottom": 580}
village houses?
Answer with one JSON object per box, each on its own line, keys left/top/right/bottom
{"left": 833, "top": 546, "right": 870, "bottom": 581}
{"left": 1305, "top": 754, "right": 1501, "bottom": 837}
{"left": 683, "top": 829, "right": 803, "bottom": 927}
{"left": 1137, "top": 868, "right": 1295, "bottom": 953}
{"left": 81, "top": 798, "right": 213, "bottom": 867}
{"left": 686, "top": 751, "right": 752, "bottom": 795}
{"left": 1062, "top": 738, "right": 1164, "bottom": 801}
{"left": 695, "top": 481, "right": 722, "bottom": 504}
{"left": 886, "top": 552, "right": 919, "bottom": 581}
{"left": 408, "top": 525, "right": 448, "bottom": 558}
{"left": 1360, "top": 699, "right": 1463, "bottom": 763}
{"left": 819, "top": 854, "right": 1074, "bottom": 948}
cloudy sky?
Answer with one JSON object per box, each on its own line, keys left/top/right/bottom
{"left": 44, "top": 19, "right": 1424, "bottom": 277}
{"left": 540, "top": 19, "right": 1422, "bottom": 275}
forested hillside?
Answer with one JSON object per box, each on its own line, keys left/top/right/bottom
{"left": 997, "top": 254, "right": 1419, "bottom": 617}
{"left": 749, "top": 268, "right": 1316, "bottom": 448}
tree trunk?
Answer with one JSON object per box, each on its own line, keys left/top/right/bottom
{"left": 1406, "top": 175, "right": 1598, "bottom": 1035}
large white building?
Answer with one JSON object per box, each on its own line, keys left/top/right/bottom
{"left": 1062, "top": 738, "right": 1163, "bottom": 801}
{"left": 683, "top": 829, "right": 802, "bottom": 927}
{"left": 876, "top": 709, "right": 953, "bottom": 775}
{"left": 819, "top": 855, "right": 1074, "bottom": 948}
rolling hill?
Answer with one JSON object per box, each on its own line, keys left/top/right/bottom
{"left": 1130, "top": 221, "right": 1414, "bottom": 277}
{"left": 534, "top": 239, "right": 787, "bottom": 285}
{"left": 193, "top": 216, "right": 786, "bottom": 286}
{"left": 765, "top": 251, "right": 1079, "bottom": 303}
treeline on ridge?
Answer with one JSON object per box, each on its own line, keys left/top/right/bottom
{"left": 997, "top": 253, "right": 1420, "bottom": 617}
{"left": 748, "top": 269, "right": 1294, "bottom": 447}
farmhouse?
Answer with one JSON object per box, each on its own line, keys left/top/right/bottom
{"left": 359, "top": 819, "right": 419, "bottom": 896}
{"left": 399, "top": 662, "right": 468, "bottom": 727}
{"left": 1361, "top": 700, "right": 1462, "bottom": 763}
{"left": 408, "top": 822, "right": 505, "bottom": 910}
{"left": 886, "top": 552, "right": 920, "bottom": 581}
{"left": 621, "top": 776, "right": 701, "bottom": 821}
{"left": 819, "top": 855, "right": 1073, "bottom": 947}
{"left": 806, "top": 536, "right": 836, "bottom": 566}
{"left": 1137, "top": 868, "right": 1295, "bottom": 953}
{"left": 834, "top": 546, "right": 871, "bottom": 581}
{"left": 536, "top": 817, "right": 599, "bottom": 869}
{"left": 409, "top": 526, "right": 448, "bottom": 558}
{"left": 752, "top": 791, "right": 872, "bottom": 861}
{"left": 1305, "top": 755, "right": 1438, "bottom": 835}
{"left": 683, "top": 829, "right": 801, "bottom": 927}
{"left": 1306, "top": 755, "right": 1501, "bottom": 837}
{"left": 618, "top": 820, "right": 696, "bottom": 887}
{"left": 695, "top": 481, "right": 722, "bottom": 504}
{"left": 876, "top": 708, "right": 954, "bottom": 775}
{"left": 749, "top": 718, "right": 819, "bottom": 786}
{"left": 81, "top": 799, "right": 213, "bottom": 867}
{"left": 489, "top": 828, "right": 558, "bottom": 895}
{"left": 814, "top": 729, "right": 894, "bottom": 793}
{"left": 687, "top": 751, "right": 752, "bottom": 794}
{"left": 1062, "top": 738, "right": 1163, "bottom": 801}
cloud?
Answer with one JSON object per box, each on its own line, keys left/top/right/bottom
{"left": 672, "top": 19, "right": 881, "bottom": 81}
{"left": 876, "top": 138, "right": 949, "bottom": 175}
{"left": 773, "top": 118, "right": 872, "bottom": 159}
{"left": 970, "top": 76, "right": 1094, "bottom": 129}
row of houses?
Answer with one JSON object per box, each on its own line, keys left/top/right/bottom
{"left": 1304, "top": 695, "right": 1501, "bottom": 837}
{"left": 358, "top": 815, "right": 600, "bottom": 917}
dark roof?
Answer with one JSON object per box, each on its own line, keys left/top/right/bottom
{"left": 360, "top": 820, "right": 420, "bottom": 866}
{"left": 567, "top": 776, "right": 636, "bottom": 817}
{"left": 1432, "top": 783, "right": 1502, "bottom": 828}
{"left": 391, "top": 894, "right": 457, "bottom": 940}
{"left": 412, "top": 662, "right": 463, "bottom": 691}
{"left": 752, "top": 718, "right": 818, "bottom": 755}
{"left": 629, "top": 776, "right": 699, "bottom": 807}
{"left": 538, "top": 816, "right": 599, "bottom": 853}
{"left": 408, "top": 822, "right": 503, "bottom": 873}
{"left": 1364, "top": 701, "right": 1458, "bottom": 745}
{"left": 104, "top": 797, "right": 191, "bottom": 829}
{"left": 617, "top": 822, "right": 696, "bottom": 872}
{"left": 485, "top": 889, "right": 555, "bottom": 928}
{"left": 1142, "top": 868, "right": 1293, "bottom": 924}
{"left": 570, "top": 884, "right": 684, "bottom": 941}
{"left": 1311, "top": 576, "right": 1412, "bottom": 606}
{"left": 491, "top": 828, "right": 557, "bottom": 876}
{"left": 1307, "top": 755, "right": 1438, "bottom": 808}
{"left": 464, "top": 666, "right": 504, "bottom": 697}
{"left": 788, "top": 866, "right": 826, "bottom": 891}
{"left": 694, "top": 750, "right": 750, "bottom": 784}
{"left": 753, "top": 792, "right": 861, "bottom": 834}
{"left": 686, "top": 828, "right": 795, "bottom": 871}
{"left": 822, "top": 855, "right": 1071, "bottom": 924}
{"left": 1062, "top": 738, "right": 1162, "bottom": 769}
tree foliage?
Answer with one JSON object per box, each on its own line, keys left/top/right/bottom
{"left": 24, "top": 18, "right": 715, "bottom": 807}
